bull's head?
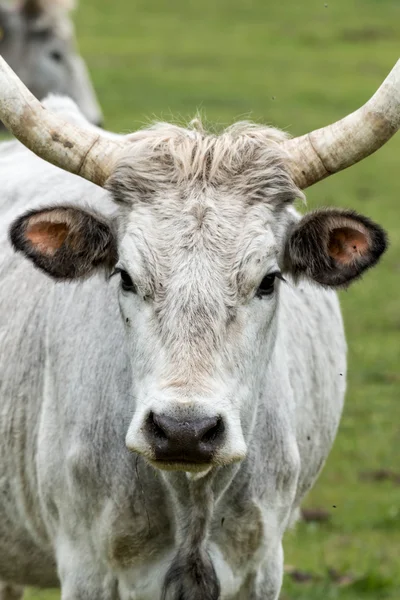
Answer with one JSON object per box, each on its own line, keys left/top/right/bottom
{"left": 0, "top": 56, "right": 392, "bottom": 473}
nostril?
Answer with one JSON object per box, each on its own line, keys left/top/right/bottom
{"left": 147, "top": 412, "right": 168, "bottom": 441}
{"left": 201, "top": 417, "right": 225, "bottom": 443}
{"left": 145, "top": 413, "right": 225, "bottom": 464}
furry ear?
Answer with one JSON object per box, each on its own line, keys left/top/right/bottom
{"left": 10, "top": 206, "right": 117, "bottom": 280}
{"left": 285, "top": 209, "right": 387, "bottom": 287}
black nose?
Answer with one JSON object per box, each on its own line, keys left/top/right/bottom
{"left": 145, "top": 412, "right": 225, "bottom": 464}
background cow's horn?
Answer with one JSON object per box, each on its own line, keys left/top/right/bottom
{"left": 283, "top": 59, "right": 400, "bottom": 189}
{"left": 0, "top": 56, "right": 123, "bottom": 187}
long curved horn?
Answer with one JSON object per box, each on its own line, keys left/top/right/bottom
{"left": 0, "top": 56, "right": 123, "bottom": 187}
{"left": 283, "top": 59, "right": 400, "bottom": 189}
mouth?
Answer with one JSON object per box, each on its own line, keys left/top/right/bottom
{"left": 127, "top": 442, "right": 216, "bottom": 472}
{"left": 127, "top": 443, "right": 246, "bottom": 472}
{"left": 148, "top": 459, "right": 214, "bottom": 473}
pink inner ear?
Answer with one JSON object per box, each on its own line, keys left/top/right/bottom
{"left": 328, "top": 227, "right": 369, "bottom": 265}
{"left": 26, "top": 221, "right": 69, "bottom": 256}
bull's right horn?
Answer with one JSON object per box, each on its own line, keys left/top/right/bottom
{"left": 283, "top": 59, "right": 400, "bottom": 189}
{"left": 0, "top": 56, "right": 123, "bottom": 187}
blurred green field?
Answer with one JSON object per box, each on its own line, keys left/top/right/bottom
{"left": 15, "top": 0, "right": 400, "bottom": 598}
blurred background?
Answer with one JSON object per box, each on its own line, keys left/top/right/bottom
{"left": 3, "top": 0, "right": 399, "bottom": 598}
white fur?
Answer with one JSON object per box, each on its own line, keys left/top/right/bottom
{"left": 0, "top": 100, "right": 349, "bottom": 600}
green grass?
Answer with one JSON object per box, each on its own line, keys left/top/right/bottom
{"left": 11, "top": 0, "right": 400, "bottom": 597}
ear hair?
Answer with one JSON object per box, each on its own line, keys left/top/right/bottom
{"left": 285, "top": 208, "right": 387, "bottom": 288}
{"left": 9, "top": 205, "right": 118, "bottom": 280}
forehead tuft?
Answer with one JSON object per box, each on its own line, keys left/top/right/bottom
{"left": 107, "top": 120, "right": 303, "bottom": 209}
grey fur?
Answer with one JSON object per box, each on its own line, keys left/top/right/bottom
{"left": 0, "top": 100, "right": 387, "bottom": 600}
{"left": 162, "top": 476, "right": 220, "bottom": 600}
{"left": 0, "top": 0, "right": 102, "bottom": 126}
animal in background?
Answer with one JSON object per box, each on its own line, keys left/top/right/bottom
{"left": 0, "top": 0, "right": 102, "bottom": 126}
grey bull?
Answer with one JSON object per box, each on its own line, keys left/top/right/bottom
{"left": 0, "top": 56, "right": 398, "bottom": 600}
{"left": 0, "top": 0, "right": 102, "bottom": 126}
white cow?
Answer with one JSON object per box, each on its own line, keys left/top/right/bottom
{"left": 0, "top": 57, "right": 397, "bottom": 600}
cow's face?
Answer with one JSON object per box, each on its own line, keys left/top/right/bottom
{"left": 10, "top": 124, "right": 387, "bottom": 473}
{"left": 0, "top": 0, "right": 102, "bottom": 127}
{"left": 110, "top": 163, "right": 293, "bottom": 472}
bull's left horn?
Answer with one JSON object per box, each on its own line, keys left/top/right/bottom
{"left": 0, "top": 56, "right": 123, "bottom": 187}
{"left": 283, "top": 59, "right": 400, "bottom": 189}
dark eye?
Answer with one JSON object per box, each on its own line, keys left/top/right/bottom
{"left": 256, "top": 272, "right": 281, "bottom": 297}
{"left": 50, "top": 50, "right": 63, "bottom": 63}
{"left": 120, "top": 270, "right": 136, "bottom": 293}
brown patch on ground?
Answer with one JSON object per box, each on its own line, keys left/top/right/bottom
{"left": 301, "top": 507, "right": 331, "bottom": 523}
{"left": 284, "top": 565, "right": 357, "bottom": 587}
{"left": 340, "top": 27, "right": 396, "bottom": 43}
{"left": 284, "top": 566, "right": 317, "bottom": 583}
{"left": 360, "top": 469, "right": 400, "bottom": 484}
{"left": 328, "top": 568, "right": 357, "bottom": 587}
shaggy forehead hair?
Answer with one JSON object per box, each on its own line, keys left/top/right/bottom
{"left": 108, "top": 120, "right": 303, "bottom": 204}
{"left": 106, "top": 121, "right": 303, "bottom": 384}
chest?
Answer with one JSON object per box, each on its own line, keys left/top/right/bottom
{"left": 106, "top": 491, "right": 269, "bottom": 600}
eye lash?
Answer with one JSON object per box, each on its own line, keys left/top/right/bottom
{"left": 255, "top": 270, "right": 286, "bottom": 299}
{"left": 275, "top": 272, "right": 287, "bottom": 283}
{"left": 109, "top": 268, "right": 122, "bottom": 280}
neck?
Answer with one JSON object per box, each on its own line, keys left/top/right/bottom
{"left": 161, "top": 470, "right": 221, "bottom": 600}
